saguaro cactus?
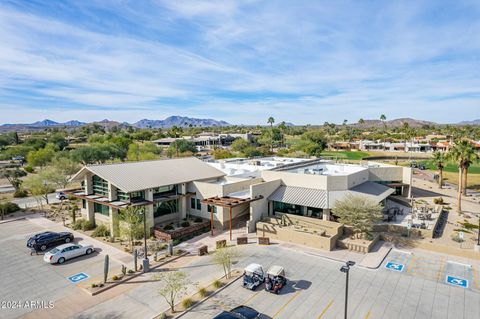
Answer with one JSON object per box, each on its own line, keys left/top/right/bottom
{"left": 104, "top": 254, "right": 109, "bottom": 283}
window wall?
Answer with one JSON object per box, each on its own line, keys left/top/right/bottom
{"left": 153, "top": 185, "right": 177, "bottom": 197}
{"left": 92, "top": 175, "right": 108, "bottom": 196}
{"left": 272, "top": 201, "right": 301, "bottom": 215}
{"left": 190, "top": 198, "right": 202, "bottom": 210}
{"left": 154, "top": 199, "right": 178, "bottom": 218}
{"left": 94, "top": 203, "right": 109, "bottom": 216}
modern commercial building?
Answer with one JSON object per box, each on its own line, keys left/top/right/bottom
{"left": 66, "top": 157, "right": 411, "bottom": 243}
{"left": 152, "top": 132, "right": 252, "bottom": 150}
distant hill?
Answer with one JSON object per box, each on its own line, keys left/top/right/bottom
{"left": 457, "top": 119, "right": 480, "bottom": 125}
{"left": 0, "top": 116, "right": 230, "bottom": 132}
{"left": 353, "top": 118, "right": 437, "bottom": 128}
{"left": 133, "top": 116, "right": 230, "bottom": 128}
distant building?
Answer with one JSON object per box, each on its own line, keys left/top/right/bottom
{"left": 152, "top": 132, "right": 252, "bottom": 150}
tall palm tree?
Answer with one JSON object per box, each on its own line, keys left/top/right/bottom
{"left": 448, "top": 140, "right": 478, "bottom": 212}
{"left": 267, "top": 117, "right": 275, "bottom": 152}
{"left": 460, "top": 143, "right": 479, "bottom": 196}
{"left": 432, "top": 151, "right": 445, "bottom": 188}
{"left": 278, "top": 121, "right": 287, "bottom": 147}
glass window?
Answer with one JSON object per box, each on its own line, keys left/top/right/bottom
{"left": 154, "top": 199, "right": 178, "bottom": 218}
{"left": 190, "top": 198, "right": 196, "bottom": 209}
{"left": 196, "top": 199, "right": 201, "bottom": 210}
{"left": 117, "top": 189, "right": 129, "bottom": 201}
{"left": 153, "top": 185, "right": 177, "bottom": 197}
{"left": 273, "top": 201, "right": 302, "bottom": 215}
{"left": 208, "top": 205, "right": 217, "bottom": 214}
{"left": 94, "top": 203, "right": 109, "bottom": 216}
{"left": 92, "top": 175, "right": 108, "bottom": 196}
{"left": 82, "top": 199, "right": 86, "bottom": 209}
{"left": 130, "top": 191, "right": 145, "bottom": 202}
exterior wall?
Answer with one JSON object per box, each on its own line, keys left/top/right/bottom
{"left": 345, "top": 170, "right": 369, "bottom": 189}
{"left": 368, "top": 166, "right": 405, "bottom": 182}
{"left": 261, "top": 170, "right": 328, "bottom": 189}
{"left": 249, "top": 179, "right": 282, "bottom": 232}
{"left": 222, "top": 177, "right": 263, "bottom": 195}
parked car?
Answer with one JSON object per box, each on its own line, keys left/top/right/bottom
{"left": 56, "top": 192, "right": 66, "bottom": 200}
{"left": 27, "top": 231, "right": 74, "bottom": 252}
{"left": 213, "top": 306, "right": 261, "bottom": 319}
{"left": 242, "top": 263, "right": 265, "bottom": 290}
{"left": 43, "top": 243, "right": 94, "bottom": 264}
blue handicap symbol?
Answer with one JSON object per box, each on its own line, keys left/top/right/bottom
{"left": 385, "top": 262, "right": 404, "bottom": 272}
{"left": 446, "top": 275, "right": 468, "bottom": 288}
{"left": 68, "top": 272, "right": 89, "bottom": 283}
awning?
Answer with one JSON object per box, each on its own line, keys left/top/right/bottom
{"left": 268, "top": 186, "right": 327, "bottom": 209}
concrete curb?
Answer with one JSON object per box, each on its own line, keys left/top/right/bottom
{"left": 87, "top": 252, "right": 189, "bottom": 296}
{"left": 171, "top": 270, "right": 243, "bottom": 319}
{"left": 0, "top": 216, "right": 26, "bottom": 224}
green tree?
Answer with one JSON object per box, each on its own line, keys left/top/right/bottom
{"left": 448, "top": 140, "right": 479, "bottom": 213}
{"left": 26, "top": 144, "right": 56, "bottom": 168}
{"left": 212, "top": 149, "right": 234, "bottom": 159}
{"left": 119, "top": 206, "right": 144, "bottom": 252}
{"left": 332, "top": 194, "right": 383, "bottom": 238}
{"left": 23, "top": 174, "right": 55, "bottom": 208}
{"left": 154, "top": 271, "right": 191, "bottom": 312}
{"left": 127, "top": 142, "right": 160, "bottom": 161}
{"left": 167, "top": 140, "right": 197, "bottom": 157}
{"left": 231, "top": 139, "right": 250, "bottom": 152}
{"left": 267, "top": 116, "right": 275, "bottom": 128}
{"left": 213, "top": 246, "right": 239, "bottom": 279}
{"left": 432, "top": 151, "right": 446, "bottom": 189}
{"left": 0, "top": 168, "right": 26, "bottom": 191}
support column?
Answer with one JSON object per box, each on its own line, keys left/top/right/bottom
{"left": 86, "top": 201, "right": 95, "bottom": 226}
{"left": 145, "top": 189, "right": 155, "bottom": 232}
{"left": 109, "top": 207, "right": 119, "bottom": 237}
{"left": 323, "top": 209, "right": 331, "bottom": 221}
{"left": 180, "top": 183, "right": 187, "bottom": 219}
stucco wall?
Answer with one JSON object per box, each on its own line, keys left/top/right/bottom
{"left": 249, "top": 179, "right": 282, "bottom": 232}
{"left": 368, "top": 166, "right": 405, "bottom": 182}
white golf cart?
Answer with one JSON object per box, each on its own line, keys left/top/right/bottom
{"left": 265, "top": 265, "right": 287, "bottom": 294}
{"left": 242, "top": 263, "right": 265, "bottom": 290}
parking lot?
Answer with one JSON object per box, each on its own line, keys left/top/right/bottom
{"left": 0, "top": 218, "right": 122, "bottom": 319}
{"left": 181, "top": 246, "right": 480, "bottom": 319}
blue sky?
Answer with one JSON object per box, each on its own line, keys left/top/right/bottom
{"left": 1, "top": 0, "right": 479, "bottom": 125}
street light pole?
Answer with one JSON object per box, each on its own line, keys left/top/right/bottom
{"left": 340, "top": 261, "right": 355, "bottom": 319}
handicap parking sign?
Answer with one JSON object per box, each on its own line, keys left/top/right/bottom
{"left": 68, "top": 272, "right": 89, "bottom": 283}
{"left": 385, "top": 262, "right": 404, "bottom": 272}
{"left": 446, "top": 275, "right": 468, "bottom": 288}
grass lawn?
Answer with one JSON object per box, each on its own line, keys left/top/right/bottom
{"left": 442, "top": 171, "right": 480, "bottom": 190}
{"left": 418, "top": 160, "right": 480, "bottom": 174}
{"left": 320, "top": 150, "right": 370, "bottom": 161}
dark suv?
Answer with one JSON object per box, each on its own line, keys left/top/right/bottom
{"left": 27, "top": 231, "right": 74, "bottom": 252}
{"left": 213, "top": 306, "right": 261, "bottom": 319}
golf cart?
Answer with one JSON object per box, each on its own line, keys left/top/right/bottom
{"left": 265, "top": 265, "right": 287, "bottom": 294}
{"left": 243, "top": 263, "right": 265, "bottom": 290}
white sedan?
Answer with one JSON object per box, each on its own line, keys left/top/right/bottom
{"left": 43, "top": 243, "right": 95, "bottom": 264}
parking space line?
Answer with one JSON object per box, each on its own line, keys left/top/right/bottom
{"left": 406, "top": 255, "right": 417, "bottom": 274}
{"left": 272, "top": 291, "right": 301, "bottom": 318}
{"left": 243, "top": 291, "right": 261, "bottom": 305}
{"left": 364, "top": 310, "right": 371, "bottom": 319}
{"left": 316, "top": 299, "right": 334, "bottom": 319}
{"left": 473, "top": 265, "right": 480, "bottom": 289}
{"left": 436, "top": 258, "right": 446, "bottom": 281}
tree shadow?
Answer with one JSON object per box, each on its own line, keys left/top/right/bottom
{"left": 412, "top": 187, "right": 444, "bottom": 198}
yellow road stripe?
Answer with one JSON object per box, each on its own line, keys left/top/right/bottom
{"left": 272, "top": 291, "right": 301, "bottom": 318}
{"left": 364, "top": 310, "right": 371, "bottom": 319}
{"left": 473, "top": 265, "right": 480, "bottom": 289}
{"left": 243, "top": 291, "right": 261, "bottom": 305}
{"left": 317, "top": 299, "right": 334, "bottom": 319}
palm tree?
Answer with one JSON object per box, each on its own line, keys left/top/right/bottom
{"left": 358, "top": 118, "right": 365, "bottom": 125}
{"left": 380, "top": 115, "right": 387, "bottom": 150}
{"left": 278, "top": 121, "right": 287, "bottom": 147}
{"left": 267, "top": 117, "right": 275, "bottom": 128}
{"left": 432, "top": 151, "right": 445, "bottom": 189}
{"left": 448, "top": 140, "right": 479, "bottom": 212}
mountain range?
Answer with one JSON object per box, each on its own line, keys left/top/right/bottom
{"left": 0, "top": 116, "right": 231, "bottom": 132}
{"left": 1, "top": 116, "right": 479, "bottom": 132}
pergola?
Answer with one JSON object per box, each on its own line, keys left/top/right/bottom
{"left": 201, "top": 195, "right": 263, "bottom": 240}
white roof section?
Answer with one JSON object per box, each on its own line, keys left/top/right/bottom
{"left": 206, "top": 157, "right": 309, "bottom": 177}
{"left": 244, "top": 263, "right": 264, "bottom": 275}
{"left": 267, "top": 265, "right": 285, "bottom": 277}
{"left": 71, "top": 157, "right": 225, "bottom": 193}
{"left": 286, "top": 163, "right": 366, "bottom": 176}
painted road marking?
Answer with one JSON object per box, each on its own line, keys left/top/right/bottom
{"left": 385, "top": 262, "right": 404, "bottom": 272}
{"left": 436, "top": 258, "right": 446, "bottom": 281}
{"left": 272, "top": 291, "right": 301, "bottom": 318}
{"left": 316, "top": 299, "right": 334, "bottom": 319}
{"left": 473, "top": 265, "right": 480, "bottom": 289}
{"left": 67, "top": 272, "right": 89, "bottom": 283}
{"left": 446, "top": 275, "right": 468, "bottom": 288}
{"left": 406, "top": 255, "right": 417, "bottom": 273}
{"left": 447, "top": 260, "right": 472, "bottom": 268}
{"left": 364, "top": 310, "right": 371, "bottom": 319}
{"left": 243, "top": 291, "right": 261, "bottom": 305}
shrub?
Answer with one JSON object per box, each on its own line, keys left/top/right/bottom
{"left": 213, "top": 279, "right": 222, "bottom": 289}
{"left": 181, "top": 297, "right": 194, "bottom": 309}
{"left": 128, "top": 269, "right": 134, "bottom": 274}
{"left": 198, "top": 287, "right": 208, "bottom": 298}
{"left": 180, "top": 221, "right": 190, "bottom": 227}
{"left": 91, "top": 283, "right": 97, "bottom": 288}
{"left": 433, "top": 197, "right": 444, "bottom": 205}
{"left": 13, "top": 189, "right": 28, "bottom": 198}
{"left": 92, "top": 224, "right": 110, "bottom": 237}
{"left": 163, "top": 224, "right": 174, "bottom": 231}
{"left": 0, "top": 202, "right": 21, "bottom": 215}
{"left": 73, "top": 219, "right": 95, "bottom": 231}
{"left": 158, "top": 313, "right": 167, "bottom": 319}
{"left": 194, "top": 217, "right": 203, "bottom": 223}
{"left": 24, "top": 165, "right": 34, "bottom": 173}
{"left": 112, "top": 275, "right": 120, "bottom": 281}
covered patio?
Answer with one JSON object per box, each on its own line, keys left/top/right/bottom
{"left": 201, "top": 195, "right": 263, "bottom": 240}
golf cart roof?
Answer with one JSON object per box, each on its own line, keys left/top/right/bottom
{"left": 267, "top": 265, "right": 285, "bottom": 277}
{"left": 244, "top": 263, "right": 264, "bottom": 275}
